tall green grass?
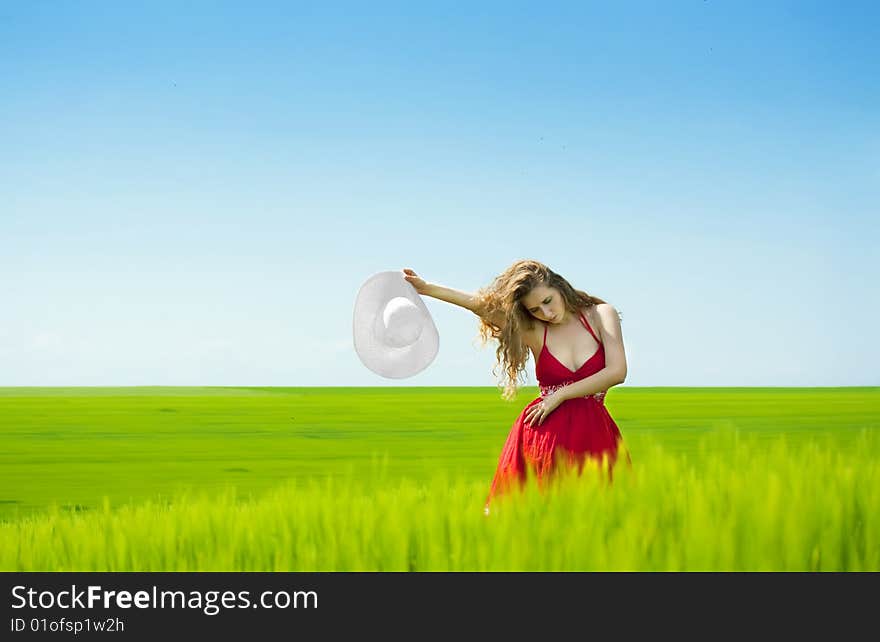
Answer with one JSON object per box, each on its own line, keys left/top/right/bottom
{"left": 2, "top": 386, "right": 877, "bottom": 522}
{"left": 3, "top": 429, "right": 877, "bottom": 571}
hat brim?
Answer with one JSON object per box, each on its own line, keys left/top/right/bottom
{"left": 353, "top": 271, "right": 439, "bottom": 379}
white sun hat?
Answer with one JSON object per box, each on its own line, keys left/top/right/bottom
{"left": 353, "top": 270, "right": 440, "bottom": 379}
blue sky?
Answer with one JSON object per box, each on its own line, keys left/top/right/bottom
{"left": 1, "top": 1, "right": 877, "bottom": 387}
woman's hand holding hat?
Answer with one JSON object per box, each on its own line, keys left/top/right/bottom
{"left": 402, "top": 268, "right": 430, "bottom": 295}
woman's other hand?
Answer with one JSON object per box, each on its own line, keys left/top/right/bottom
{"left": 402, "top": 268, "right": 430, "bottom": 295}
{"left": 524, "top": 391, "right": 564, "bottom": 428}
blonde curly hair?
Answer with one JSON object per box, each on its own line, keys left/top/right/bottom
{"left": 473, "top": 259, "right": 611, "bottom": 400}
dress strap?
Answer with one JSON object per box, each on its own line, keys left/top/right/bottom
{"left": 542, "top": 323, "right": 548, "bottom": 349}
{"left": 579, "top": 311, "right": 601, "bottom": 344}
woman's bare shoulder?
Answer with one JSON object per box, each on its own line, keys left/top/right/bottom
{"left": 586, "top": 303, "right": 623, "bottom": 336}
{"left": 594, "top": 302, "right": 621, "bottom": 318}
{"left": 521, "top": 319, "right": 545, "bottom": 353}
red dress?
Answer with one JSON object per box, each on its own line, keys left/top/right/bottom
{"left": 485, "top": 310, "right": 629, "bottom": 508}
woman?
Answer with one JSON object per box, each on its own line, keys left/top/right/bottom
{"left": 402, "top": 260, "right": 630, "bottom": 512}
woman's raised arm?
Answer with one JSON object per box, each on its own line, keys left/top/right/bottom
{"left": 402, "top": 268, "right": 506, "bottom": 328}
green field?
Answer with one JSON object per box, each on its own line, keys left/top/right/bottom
{"left": 1, "top": 387, "right": 878, "bottom": 571}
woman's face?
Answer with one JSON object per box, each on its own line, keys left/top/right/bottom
{"left": 521, "top": 285, "right": 567, "bottom": 324}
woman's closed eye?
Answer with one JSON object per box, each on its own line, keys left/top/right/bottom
{"left": 530, "top": 297, "right": 551, "bottom": 313}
